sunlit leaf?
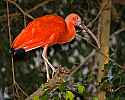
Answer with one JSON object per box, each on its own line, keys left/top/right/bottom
{"left": 33, "top": 96, "right": 39, "bottom": 100}
{"left": 66, "top": 91, "right": 74, "bottom": 100}
{"left": 93, "top": 96, "right": 99, "bottom": 100}
{"left": 77, "top": 84, "right": 85, "bottom": 94}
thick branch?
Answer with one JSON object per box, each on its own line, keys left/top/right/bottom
{"left": 97, "top": 0, "right": 111, "bottom": 99}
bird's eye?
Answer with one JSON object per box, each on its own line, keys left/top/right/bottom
{"left": 76, "top": 17, "right": 80, "bottom": 21}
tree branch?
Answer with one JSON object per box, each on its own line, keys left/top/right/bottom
{"left": 8, "top": 0, "right": 34, "bottom": 19}
{"left": 87, "top": 0, "right": 109, "bottom": 28}
{"left": 0, "top": 0, "right": 54, "bottom": 21}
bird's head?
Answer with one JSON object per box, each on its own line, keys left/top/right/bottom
{"left": 66, "top": 13, "right": 100, "bottom": 48}
{"left": 65, "top": 13, "right": 82, "bottom": 27}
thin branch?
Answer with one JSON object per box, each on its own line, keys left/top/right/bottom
{"left": 0, "top": 0, "right": 54, "bottom": 20}
{"left": 0, "top": 12, "right": 18, "bottom": 21}
{"left": 87, "top": 0, "right": 110, "bottom": 28}
{"left": 113, "top": 85, "right": 125, "bottom": 92}
{"left": 6, "top": 0, "right": 12, "bottom": 46}
{"left": 15, "top": 82, "right": 28, "bottom": 97}
{"left": 8, "top": 0, "right": 34, "bottom": 19}
{"left": 80, "top": 23, "right": 100, "bottom": 48}
{"left": 76, "top": 34, "right": 98, "bottom": 49}
{"left": 68, "top": 49, "right": 96, "bottom": 78}
{"left": 111, "top": 28, "right": 125, "bottom": 38}
{"left": 25, "top": 87, "right": 48, "bottom": 100}
{"left": 27, "top": 0, "right": 54, "bottom": 14}
{"left": 6, "top": 0, "right": 16, "bottom": 85}
{"left": 6, "top": 0, "right": 16, "bottom": 99}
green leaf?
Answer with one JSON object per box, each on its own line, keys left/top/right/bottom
{"left": 66, "top": 91, "right": 74, "bottom": 100}
{"left": 40, "top": 95, "right": 48, "bottom": 100}
{"left": 33, "top": 96, "right": 39, "bottom": 100}
{"left": 93, "top": 96, "right": 99, "bottom": 100}
{"left": 77, "top": 84, "right": 85, "bottom": 94}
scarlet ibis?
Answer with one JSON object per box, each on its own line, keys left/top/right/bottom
{"left": 11, "top": 13, "right": 83, "bottom": 81}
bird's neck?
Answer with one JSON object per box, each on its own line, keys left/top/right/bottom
{"left": 58, "top": 19, "right": 76, "bottom": 44}
{"left": 64, "top": 20, "right": 76, "bottom": 43}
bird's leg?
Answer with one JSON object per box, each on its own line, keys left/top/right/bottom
{"left": 42, "top": 46, "right": 50, "bottom": 81}
{"left": 45, "top": 60, "right": 50, "bottom": 81}
{"left": 42, "top": 46, "right": 56, "bottom": 79}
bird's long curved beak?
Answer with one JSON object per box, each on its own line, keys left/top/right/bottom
{"left": 78, "top": 24, "right": 100, "bottom": 48}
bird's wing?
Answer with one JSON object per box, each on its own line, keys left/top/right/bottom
{"left": 11, "top": 15, "right": 67, "bottom": 51}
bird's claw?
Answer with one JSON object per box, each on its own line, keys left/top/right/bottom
{"left": 52, "top": 69, "right": 56, "bottom": 78}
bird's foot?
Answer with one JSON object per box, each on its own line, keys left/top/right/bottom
{"left": 46, "top": 62, "right": 56, "bottom": 78}
{"left": 52, "top": 69, "right": 56, "bottom": 78}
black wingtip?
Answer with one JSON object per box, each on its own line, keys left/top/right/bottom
{"left": 10, "top": 48, "right": 26, "bottom": 60}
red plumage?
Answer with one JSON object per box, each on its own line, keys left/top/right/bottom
{"left": 12, "top": 15, "right": 67, "bottom": 51}
{"left": 11, "top": 13, "right": 82, "bottom": 81}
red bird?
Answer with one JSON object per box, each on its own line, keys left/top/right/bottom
{"left": 11, "top": 13, "right": 83, "bottom": 81}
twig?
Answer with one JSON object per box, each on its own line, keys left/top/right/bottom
{"left": 0, "top": 0, "right": 54, "bottom": 20}
{"left": 0, "top": 12, "right": 18, "bottom": 21}
{"left": 79, "top": 23, "right": 100, "bottom": 48}
{"left": 111, "top": 28, "right": 125, "bottom": 38}
{"left": 8, "top": 0, "right": 34, "bottom": 19}
{"left": 76, "top": 34, "right": 98, "bottom": 49}
{"left": 15, "top": 82, "right": 28, "bottom": 97}
{"left": 113, "top": 85, "right": 125, "bottom": 92}
{"left": 6, "top": 0, "right": 16, "bottom": 87}
{"left": 27, "top": 0, "right": 54, "bottom": 14}
{"left": 6, "top": 0, "right": 12, "bottom": 46}
{"left": 25, "top": 87, "right": 47, "bottom": 100}
{"left": 6, "top": 0, "right": 17, "bottom": 99}
{"left": 69, "top": 49, "right": 96, "bottom": 78}
{"left": 87, "top": 0, "right": 110, "bottom": 28}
